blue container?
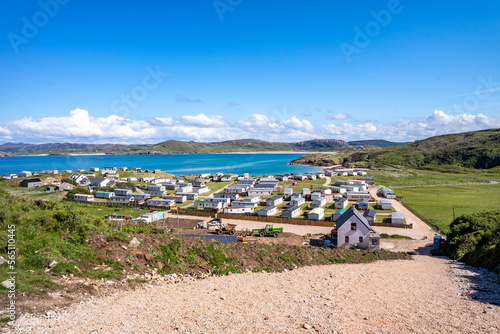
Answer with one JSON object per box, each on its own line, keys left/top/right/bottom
{"left": 433, "top": 235, "right": 442, "bottom": 251}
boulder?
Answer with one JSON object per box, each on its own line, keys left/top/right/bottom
{"left": 128, "top": 237, "right": 140, "bottom": 248}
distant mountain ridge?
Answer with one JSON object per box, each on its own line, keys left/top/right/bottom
{"left": 289, "top": 128, "right": 500, "bottom": 170}
{"left": 0, "top": 138, "right": 406, "bottom": 155}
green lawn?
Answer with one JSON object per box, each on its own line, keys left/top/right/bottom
{"left": 205, "top": 181, "right": 231, "bottom": 194}
{"left": 394, "top": 184, "right": 500, "bottom": 232}
{"left": 368, "top": 169, "right": 490, "bottom": 188}
{"left": 63, "top": 201, "right": 153, "bottom": 218}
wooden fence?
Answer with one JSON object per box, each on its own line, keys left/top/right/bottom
{"left": 370, "top": 222, "right": 412, "bottom": 229}
{"left": 63, "top": 198, "right": 173, "bottom": 209}
{"left": 174, "top": 208, "right": 337, "bottom": 227}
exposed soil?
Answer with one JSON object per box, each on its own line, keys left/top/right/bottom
{"left": 0, "top": 231, "right": 409, "bottom": 324}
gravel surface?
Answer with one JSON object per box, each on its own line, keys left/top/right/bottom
{"left": 9, "top": 254, "right": 500, "bottom": 334}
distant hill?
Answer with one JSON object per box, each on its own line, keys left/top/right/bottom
{"left": 348, "top": 140, "right": 409, "bottom": 148}
{"left": 289, "top": 128, "right": 500, "bottom": 170}
{"left": 0, "top": 138, "right": 406, "bottom": 155}
{"left": 367, "top": 128, "right": 500, "bottom": 169}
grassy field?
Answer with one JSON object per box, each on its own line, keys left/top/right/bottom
{"left": 394, "top": 184, "right": 500, "bottom": 232}
{"left": 368, "top": 169, "right": 491, "bottom": 187}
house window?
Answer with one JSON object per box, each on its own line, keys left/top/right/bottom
{"left": 351, "top": 223, "right": 356, "bottom": 230}
{"left": 359, "top": 236, "right": 363, "bottom": 243}
{"left": 372, "top": 239, "right": 378, "bottom": 245}
{"left": 345, "top": 236, "right": 349, "bottom": 243}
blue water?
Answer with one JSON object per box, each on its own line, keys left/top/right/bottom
{"left": 0, "top": 154, "right": 319, "bottom": 176}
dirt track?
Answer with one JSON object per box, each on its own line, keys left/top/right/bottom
{"left": 12, "top": 252, "right": 500, "bottom": 333}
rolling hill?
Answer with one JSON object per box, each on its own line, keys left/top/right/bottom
{"left": 289, "top": 128, "right": 500, "bottom": 171}
{"left": 0, "top": 138, "right": 405, "bottom": 155}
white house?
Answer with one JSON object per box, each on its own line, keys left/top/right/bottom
{"left": 266, "top": 195, "right": 283, "bottom": 207}
{"left": 346, "top": 192, "right": 370, "bottom": 201}
{"left": 378, "top": 199, "right": 392, "bottom": 210}
{"left": 108, "top": 196, "right": 136, "bottom": 204}
{"left": 148, "top": 184, "right": 166, "bottom": 191}
{"left": 281, "top": 205, "right": 301, "bottom": 218}
{"left": 223, "top": 206, "right": 255, "bottom": 214}
{"left": 311, "top": 192, "right": 322, "bottom": 200}
{"left": 224, "top": 185, "right": 249, "bottom": 194}
{"left": 308, "top": 208, "right": 325, "bottom": 221}
{"left": 193, "top": 200, "right": 223, "bottom": 210}
{"left": 18, "top": 171, "right": 32, "bottom": 178}
{"left": 391, "top": 212, "right": 405, "bottom": 224}
{"left": 284, "top": 188, "right": 293, "bottom": 196}
{"left": 230, "top": 201, "right": 258, "bottom": 208}
{"left": 335, "top": 207, "right": 380, "bottom": 250}
{"left": 90, "top": 167, "right": 99, "bottom": 172}
{"left": 42, "top": 170, "right": 58, "bottom": 174}
{"left": 145, "top": 190, "right": 166, "bottom": 197}
{"left": 237, "top": 179, "right": 256, "bottom": 186}
{"left": 315, "top": 172, "right": 325, "bottom": 179}
{"left": 146, "top": 198, "right": 175, "bottom": 207}
{"left": 380, "top": 188, "right": 396, "bottom": 199}
{"left": 247, "top": 189, "right": 273, "bottom": 197}
{"left": 214, "top": 193, "right": 239, "bottom": 200}
{"left": 90, "top": 177, "right": 112, "bottom": 188}
{"left": 294, "top": 175, "right": 307, "bottom": 181}
{"left": 304, "top": 173, "right": 316, "bottom": 180}
{"left": 125, "top": 193, "right": 151, "bottom": 201}
{"left": 302, "top": 188, "right": 311, "bottom": 196}
{"left": 257, "top": 205, "right": 278, "bottom": 217}
{"left": 176, "top": 192, "right": 198, "bottom": 200}
{"left": 310, "top": 197, "right": 326, "bottom": 208}
{"left": 74, "top": 194, "right": 95, "bottom": 202}
{"left": 177, "top": 185, "right": 193, "bottom": 193}
{"left": 103, "top": 167, "right": 117, "bottom": 173}
{"left": 191, "top": 181, "right": 206, "bottom": 188}
{"left": 221, "top": 174, "right": 236, "bottom": 182}
{"left": 334, "top": 197, "right": 348, "bottom": 209}
{"left": 243, "top": 196, "right": 261, "bottom": 203}
{"left": 194, "top": 186, "right": 210, "bottom": 195}
{"left": 315, "top": 187, "right": 332, "bottom": 195}
{"left": 290, "top": 196, "right": 305, "bottom": 207}
{"left": 363, "top": 209, "right": 376, "bottom": 224}
{"left": 114, "top": 188, "right": 132, "bottom": 196}
{"left": 150, "top": 178, "right": 170, "bottom": 184}
{"left": 200, "top": 173, "right": 211, "bottom": 178}
{"left": 330, "top": 186, "right": 346, "bottom": 194}
{"left": 95, "top": 191, "right": 115, "bottom": 199}
{"left": 118, "top": 167, "right": 128, "bottom": 171}
{"left": 163, "top": 195, "right": 187, "bottom": 203}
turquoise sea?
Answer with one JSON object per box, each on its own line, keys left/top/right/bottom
{"left": 0, "top": 153, "right": 319, "bottom": 176}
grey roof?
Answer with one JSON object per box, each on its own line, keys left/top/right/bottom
{"left": 335, "top": 207, "right": 376, "bottom": 232}
{"left": 392, "top": 212, "right": 404, "bottom": 219}
{"left": 283, "top": 205, "right": 300, "bottom": 213}
{"left": 268, "top": 195, "right": 283, "bottom": 201}
{"left": 363, "top": 209, "right": 376, "bottom": 218}
{"left": 91, "top": 177, "right": 106, "bottom": 183}
{"left": 22, "top": 178, "right": 42, "bottom": 183}
{"left": 336, "top": 197, "right": 347, "bottom": 203}
{"left": 258, "top": 205, "right": 277, "bottom": 212}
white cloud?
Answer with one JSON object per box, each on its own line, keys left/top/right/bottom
{"left": 181, "top": 114, "right": 227, "bottom": 127}
{"left": 0, "top": 108, "right": 498, "bottom": 144}
{"left": 327, "top": 113, "right": 349, "bottom": 120}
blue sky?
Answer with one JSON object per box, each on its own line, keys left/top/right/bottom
{"left": 1, "top": 0, "right": 499, "bottom": 143}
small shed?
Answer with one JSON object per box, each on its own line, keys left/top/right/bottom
{"left": 363, "top": 209, "right": 376, "bottom": 224}
{"left": 391, "top": 212, "right": 405, "bottom": 224}
{"left": 308, "top": 208, "right": 325, "bottom": 221}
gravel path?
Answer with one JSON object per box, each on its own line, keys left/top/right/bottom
{"left": 11, "top": 254, "right": 500, "bottom": 333}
